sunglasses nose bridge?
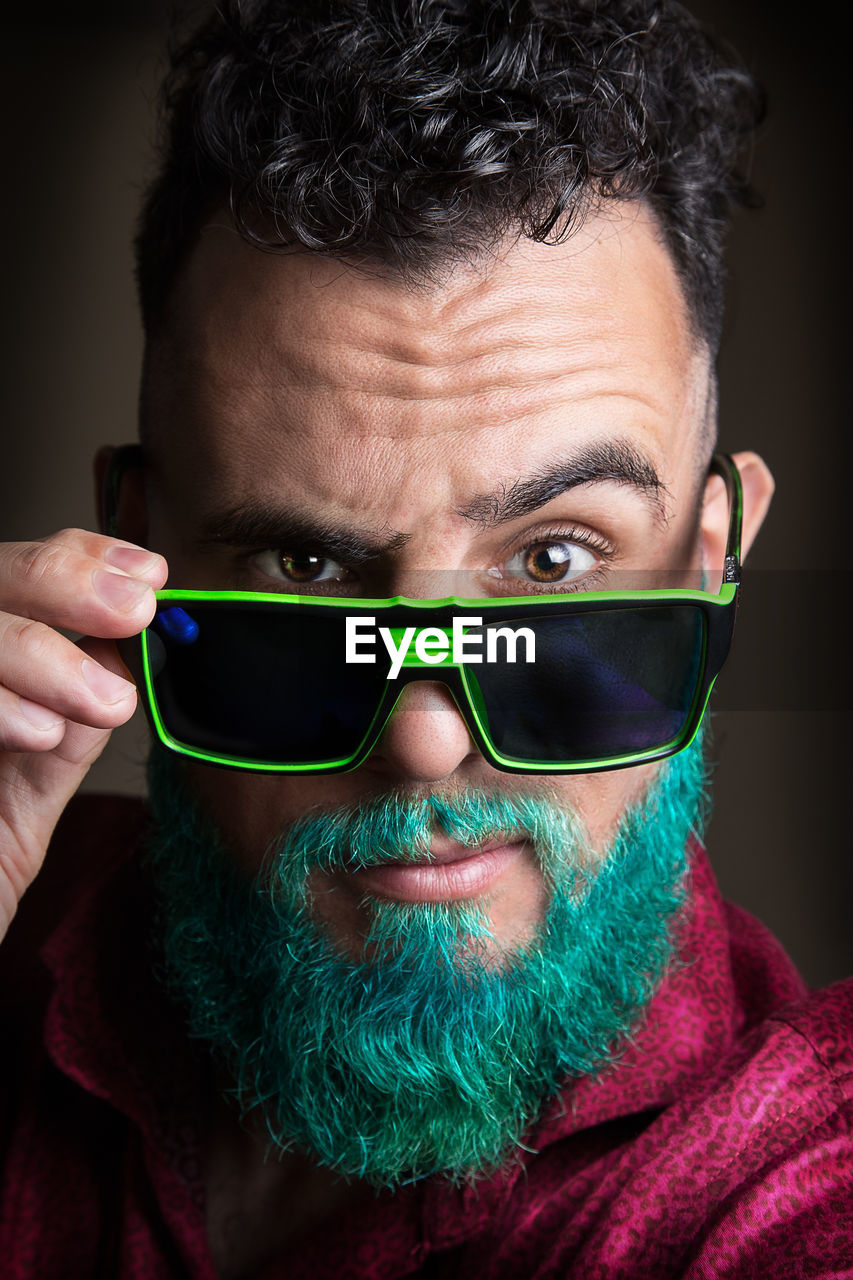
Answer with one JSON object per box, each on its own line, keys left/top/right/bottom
{"left": 364, "top": 668, "right": 481, "bottom": 782}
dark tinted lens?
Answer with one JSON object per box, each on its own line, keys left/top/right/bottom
{"left": 469, "top": 606, "right": 705, "bottom": 763}
{"left": 146, "top": 602, "right": 387, "bottom": 764}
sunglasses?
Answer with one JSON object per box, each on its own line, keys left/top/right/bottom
{"left": 115, "top": 453, "right": 742, "bottom": 776}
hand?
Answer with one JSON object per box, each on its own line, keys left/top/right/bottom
{"left": 0, "top": 529, "right": 168, "bottom": 940}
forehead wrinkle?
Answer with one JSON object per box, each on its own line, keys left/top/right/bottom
{"left": 145, "top": 210, "right": 705, "bottom": 501}
{"left": 294, "top": 297, "right": 681, "bottom": 416}
{"left": 258, "top": 280, "right": 680, "bottom": 409}
{"left": 268, "top": 351, "right": 682, "bottom": 446}
{"left": 152, "top": 209, "right": 695, "bottom": 422}
{"left": 278, "top": 295, "right": 672, "bottom": 392}
{"left": 298, "top": 388, "right": 680, "bottom": 450}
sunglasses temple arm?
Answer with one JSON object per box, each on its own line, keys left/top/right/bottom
{"left": 711, "top": 452, "right": 743, "bottom": 584}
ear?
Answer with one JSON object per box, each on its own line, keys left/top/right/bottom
{"left": 732, "top": 451, "right": 775, "bottom": 559}
{"left": 700, "top": 451, "right": 775, "bottom": 573}
{"left": 93, "top": 445, "right": 149, "bottom": 546}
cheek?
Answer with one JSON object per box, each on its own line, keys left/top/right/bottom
{"left": 182, "top": 764, "right": 386, "bottom": 874}
{"left": 549, "top": 762, "right": 658, "bottom": 850}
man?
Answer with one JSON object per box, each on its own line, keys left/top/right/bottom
{"left": 0, "top": 1, "right": 851, "bottom": 1276}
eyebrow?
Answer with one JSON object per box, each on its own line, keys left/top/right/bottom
{"left": 196, "top": 507, "right": 411, "bottom": 564}
{"left": 456, "top": 440, "right": 668, "bottom": 529}
{"left": 196, "top": 438, "right": 666, "bottom": 560}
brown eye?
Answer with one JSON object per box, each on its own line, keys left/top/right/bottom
{"left": 251, "top": 549, "right": 349, "bottom": 585}
{"left": 524, "top": 543, "right": 573, "bottom": 582}
{"left": 504, "top": 539, "right": 597, "bottom": 585}
{"left": 279, "top": 552, "right": 327, "bottom": 582}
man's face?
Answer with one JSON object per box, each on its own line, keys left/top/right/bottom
{"left": 140, "top": 204, "right": 734, "bottom": 957}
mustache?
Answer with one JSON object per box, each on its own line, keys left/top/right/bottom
{"left": 260, "top": 784, "right": 594, "bottom": 884}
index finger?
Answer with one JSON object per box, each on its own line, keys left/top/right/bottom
{"left": 0, "top": 529, "right": 168, "bottom": 639}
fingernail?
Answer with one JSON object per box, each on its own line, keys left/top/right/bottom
{"left": 93, "top": 568, "right": 152, "bottom": 612}
{"left": 81, "top": 658, "right": 136, "bottom": 704}
{"left": 104, "top": 544, "right": 165, "bottom": 580}
{"left": 19, "top": 699, "right": 65, "bottom": 730}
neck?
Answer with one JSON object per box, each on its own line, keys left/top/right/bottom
{"left": 204, "top": 1091, "right": 373, "bottom": 1280}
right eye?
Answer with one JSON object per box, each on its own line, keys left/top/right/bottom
{"left": 251, "top": 550, "right": 351, "bottom": 585}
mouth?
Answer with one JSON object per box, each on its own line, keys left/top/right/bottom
{"left": 342, "top": 836, "right": 529, "bottom": 903}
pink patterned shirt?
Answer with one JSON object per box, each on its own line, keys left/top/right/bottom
{"left": 1, "top": 796, "right": 852, "bottom": 1278}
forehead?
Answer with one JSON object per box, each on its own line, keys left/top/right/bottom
{"left": 144, "top": 204, "right": 708, "bottom": 529}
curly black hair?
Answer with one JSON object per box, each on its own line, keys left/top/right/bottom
{"left": 135, "top": 0, "right": 761, "bottom": 346}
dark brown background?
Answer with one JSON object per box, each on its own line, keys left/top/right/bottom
{"left": 1, "top": 1, "right": 850, "bottom": 984}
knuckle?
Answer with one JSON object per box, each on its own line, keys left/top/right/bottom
{"left": 14, "top": 537, "right": 75, "bottom": 590}
{"left": 0, "top": 721, "right": 25, "bottom": 752}
{"left": 45, "top": 527, "right": 86, "bottom": 545}
{"left": 0, "top": 695, "right": 58, "bottom": 751}
{"left": 6, "top": 616, "right": 54, "bottom": 665}
{"left": 0, "top": 723, "right": 58, "bottom": 755}
{"left": 6, "top": 532, "right": 100, "bottom": 617}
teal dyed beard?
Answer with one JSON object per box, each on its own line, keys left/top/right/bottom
{"left": 145, "top": 734, "right": 709, "bottom": 1187}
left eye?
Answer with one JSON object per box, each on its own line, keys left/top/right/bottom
{"left": 252, "top": 550, "right": 349, "bottom": 584}
{"left": 504, "top": 540, "right": 598, "bottom": 584}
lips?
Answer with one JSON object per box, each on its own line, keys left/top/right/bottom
{"left": 342, "top": 838, "right": 528, "bottom": 903}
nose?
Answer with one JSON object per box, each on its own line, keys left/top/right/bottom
{"left": 367, "top": 680, "right": 479, "bottom": 783}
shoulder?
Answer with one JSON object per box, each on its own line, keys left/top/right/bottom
{"left": 614, "top": 981, "right": 853, "bottom": 1275}
{"left": 669, "top": 980, "right": 853, "bottom": 1277}
{"left": 463, "top": 983, "right": 853, "bottom": 1279}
